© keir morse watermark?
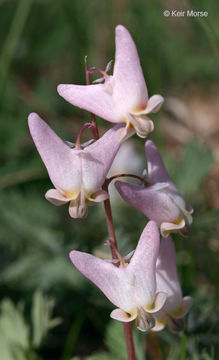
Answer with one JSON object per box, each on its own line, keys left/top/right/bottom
{"left": 163, "top": 9, "right": 208, "bottom": 17}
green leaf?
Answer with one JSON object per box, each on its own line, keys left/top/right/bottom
{"left": 0, "top": 299, "right": 30, "bottom": 350}
{"left": 31, "top": 291, "right": 61, "bottom": 348}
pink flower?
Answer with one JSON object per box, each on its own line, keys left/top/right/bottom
{"left": 115, "top": 140, "right": 193, "bottom": 236}
{"left": 57, "top": 25, "right": 164, "bottom": 140}
{"left": 153, "top": 236, "right": 192, "bottom": 332}
{"left": 28, "top": 113, "right": 122, "bottom": 218}
{"left": 70, "top": 221, "right": 167, "bottom": 332}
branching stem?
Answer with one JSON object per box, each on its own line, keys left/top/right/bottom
{"left": 75, "top": 123, "right": 93, "bottom": 149}
{"left": 107, "top": 173, "right": 146, "bottom": 186}
{"left": 84, "top": 56, "right": 99, "bottom": 140}
{"left": 85, "top": 56, "right": 136, "bottom": 360}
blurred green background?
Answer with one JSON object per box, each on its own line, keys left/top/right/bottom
{"left": 0, "top": 0, "right": 219, "bottom": 359}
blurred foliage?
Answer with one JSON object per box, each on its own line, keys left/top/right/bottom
{"left": 0, "top": 292, "right": 61, "bottom": 360}
{"left": 0, "top": 0, "right": 219, "bottom": 359}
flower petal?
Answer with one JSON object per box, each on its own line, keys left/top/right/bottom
{"left": 57, "top": 82, "right": 121, "bottom": 123}
{"left": 45, "top": 189, "right": 69, "bottom": 205}
{"left": 115, "top": 181, "right": 182, "bottom": 226}
{"left": 156, "top": 236, "right": 182, "bottom": 313}
{"left": 82, "top": 125, "right": 122, "bottom": 192}
{"left": 143, "top": 95, "right": 164, "bottom": 114}
{"left": 70, "top": 251, "right": 136, "bottom": 312}
{"left": 113, "top": 25, "right": 148, "bottom": 113}
{"left": 160, "top": 219, "right": 185, "bottom": 237}
{"left": 146, "top": 292, "right": 167, "bottom": 313}
{"left": 128, "top": 221, "right": 160, "bottom": 307}
{"left": 110, "top": 308, "right": 137, "bottom": 323}
{"left": 28, "top": 113, "right": 82, "bottom": 194}
{"left": 175, "top": 296, "right": 193, "bottom": 319}
{"left": 87, "top": 190, "right": 109, "bottom": 204}
{"left": 145, "top": 140, "right": 173, "bottom": 185}
{"left": 151, "top": 318, "right": 166, "bottom": 332}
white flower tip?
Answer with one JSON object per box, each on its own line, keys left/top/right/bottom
{"left": 28, "top": 112, "right": 38, "bottom": 122}
{"left": 180, "top": 296, "right": 193, "bottom": 317}
{"left": 57, "top": 84, "right": 70, "bottom": 96}
{"left": 69, "top": 250, "right": 79, "bottom": 264}
{"left": 28, "top": 112, "right": 41, "bottom": 128}
{"left": 145, "top": 220, "right": 159, "bottom": 236}
{"left": 115, "top": 24, "right": 128, "bottom": 35}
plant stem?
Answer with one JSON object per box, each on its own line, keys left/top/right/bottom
{"left": 84, "top": 56, "right": 99, "bottom": 139}
{"left": 102, "top": 183, "right": 136, "bottom": 360}
{"left": 75, "top": 123, "right": 93, "bottom": 149}
{"left": 123, "top": 323, "right": 137, "bottom": 360}
{"left": 85, "top": 57, "right": 136, "bottom": 359}
{"left": 102, "top": 188, "right": 119, "bottom": 259}
{"left": 107, "top": 173, "right": 146, "bottom": 185}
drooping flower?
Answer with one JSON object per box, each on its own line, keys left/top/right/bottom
{"left": 28, "top": 112, "right": 122, "bottom": 218}
{"left": 115, "top": 140, "right": 193, "bottom": 236}
{"left": 153, "top": 236, "right": 192, "bottom": 332}
{"left": 57, "top": 25, "right": 164, "bottom": 140}
{"left": 70, "top": 221, "right": 167, "bottom": 332}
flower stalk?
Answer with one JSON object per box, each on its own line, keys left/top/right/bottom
{"left": 84, "top": 56, "right": 99, "bottom": 140}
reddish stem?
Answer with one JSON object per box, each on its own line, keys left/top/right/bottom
{"left": 75, "top": 123, "right": 93, "bottom": 149}
{"left": 107, "top": 173, "right": 146, "bottom": 185}
{"left": 123, "top": 323, "right": 137, "bottom": 360}
{"left": 102, "top": 182, "right": 119, "bottom": 259}
{"left": 85, "top": 56, "right": 136, "bottom": 360}
{"left": 84, "top": 56, "right": 99, "bottom": 140}
{"left": 102, "top": 181, "right": 136, "bottom": 360}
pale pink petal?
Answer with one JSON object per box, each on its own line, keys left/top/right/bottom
{"left": 176, "top": 296, "right": 193, "bottom": 318}
{"left": 146, "top": 292, "right": 167, "bottom": 313}
{"left": 87, "top": 190, "right": 109, "bottom": 204}
{"left": 115, "top": 181, "right": 182, "bottom": 226}
{"left": 128, "top": 221, "right": 160, "bottom": 306}
{"left": 113, "top": 25, "right": 148, "bottom": 113}
{"left": 114, "top": 123, "right": 136, "bottom": 143}
{"left": 57, "top": 82, "right": 121, "bottom": 123}
{"left": 45, "top": 189, "right": 69, "bottom": 205}
{"left": 70, "top": 251, "right": 135, "bottom": 312}
{"left": 110, "top": 308, "right": 137, "bottom": 322}
{"left": 143, "top": 95, "right": 164, "bottom": 114}
{"left": 160, "top": 219, "right": 185, "bottom": 237}
{"left": 82, "top": 125, "right": 122, "bottom": 192}
{"left": 156, "top": 236, "right": 182, "bottom": 313}
{"left": 145, "top": 140, "right": 173, "bottom": 185}
{"left": 28, "top": 113, "right": 82, "bottom": 194}
{"left": 151, "top": 318, "right": 166, "bottom": 332}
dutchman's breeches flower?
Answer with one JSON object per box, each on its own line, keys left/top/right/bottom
{"left": 70, "top": 221, "right": 167, "bottom": 332}
{"left": 28, "top": 113, "right": 122, "bottom": 218}
{"left": 153, "top": 236, "right": 192, "bottom": 332}
{"left": 57, "top": 25, "right": 164, "bottom": 140}
{"left": 115, "top": 140, "right": 193, "bottom": 236}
